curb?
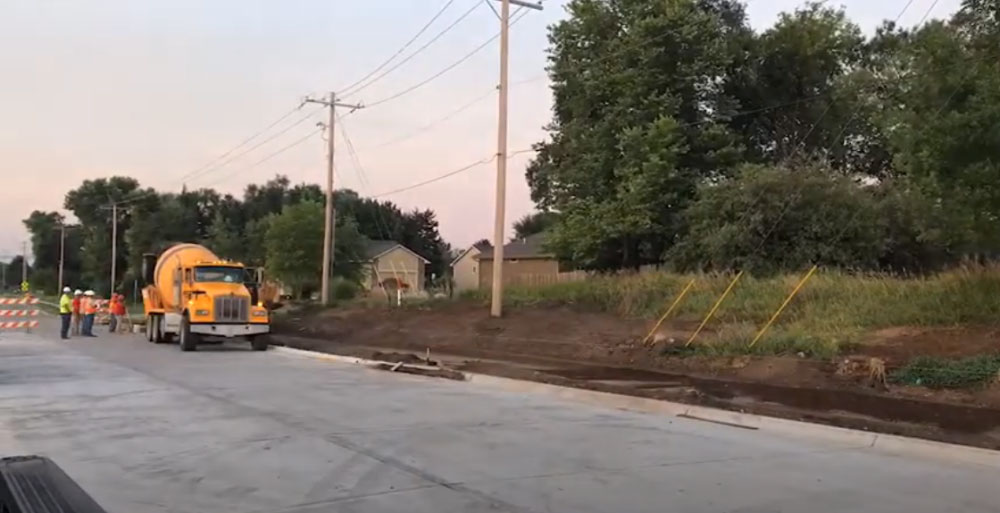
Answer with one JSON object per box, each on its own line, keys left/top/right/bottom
{"left": 270, "top": 345, "right": 1000, "bottom": 468}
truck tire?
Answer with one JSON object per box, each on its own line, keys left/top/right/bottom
{"left": 248, "top": 335, "right": 269, "bottom": 352}
{"left": 152, "top": 315, "right": 164, "bottom": 344}
{"left": 145, "top": 316, "right": 154, "bottom": 342}
{"left": 179, "top": 314, "right": 198, "bottom": 352}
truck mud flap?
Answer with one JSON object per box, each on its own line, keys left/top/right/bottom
{"left": 0, "top": 455, "right": 108, "bottom": 513}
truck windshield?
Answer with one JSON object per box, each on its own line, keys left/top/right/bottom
{"left": 194, "top": 266, "right": 244, "bottom": 283}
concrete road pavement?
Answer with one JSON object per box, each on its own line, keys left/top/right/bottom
{"left": 0, "top": 329, "right": 997, "bottom": 513}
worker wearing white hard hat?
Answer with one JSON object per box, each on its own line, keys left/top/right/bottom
{"left": 81, "top": 290, "right": 98, "bottom": 337}
{"left": 71, "top": 290, "right": 83, "bottom": 336}
{"left": 59, "top": 287, "right": 73, "bottom": 339}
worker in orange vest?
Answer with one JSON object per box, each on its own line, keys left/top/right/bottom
{"left": 108, "top": 294, "right": 119, "bottom": 334}
{"left": 81, "top": 290, "right": 98, "bottom": 337}
{"left": 71, "top": 289, "right": 83, "bottom": 336}
{"left": 109, "top": 293, "right": 127, "bottom": 334}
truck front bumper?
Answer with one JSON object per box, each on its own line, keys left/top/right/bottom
{"left": 190, "top": 323, "right": 270, "bottom": 338}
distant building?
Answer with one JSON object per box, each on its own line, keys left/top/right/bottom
{"left": 476, "top": 233, "right": 560, "bottom": 289}
{"left": 361, "top": 240, "right": 430, "bottom": 293}
{"left": 450, "top": 240, "right": 492, "bottom": 292}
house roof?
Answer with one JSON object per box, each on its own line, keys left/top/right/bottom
{"left": 476, "top": 233, "right": 553, "bottom": 261}
{"left": 449, "top": 240, "right": 493, "bottom": 267}
{"left": 365, "top": 240, "right": 431, "bottom": 264}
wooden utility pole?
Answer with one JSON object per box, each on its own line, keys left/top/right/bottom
{"left": 101, "top": 202, "right": 128, "bottom": 295}
{"left": 58, "top": 225, "right": 66, "bottom": 292}
{"left": 21, "top": 241, "right": 27, "bottom": 286}
{"left": 305, "top": 93, "right": 363, "bottom": 306}
{"left": 111, "top": 203, "right": 118, "bottom": 295}
{"left": 490, "top": 0, "right": 542, "bottom": 318}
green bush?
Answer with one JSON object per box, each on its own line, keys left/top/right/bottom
{"left": 331, "top": 278, "right": 360, "bottom": 302}
{"left": 890, "top": 354, "right": 1000, "bottom": 389}
{"left": 670, "top": 163, "right": 884, "bottom": 274}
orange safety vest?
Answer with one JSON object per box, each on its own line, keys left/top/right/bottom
{"left": 84, "top": 298, "right": 98, "bottom": 315}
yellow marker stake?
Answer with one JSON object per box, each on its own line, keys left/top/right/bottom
{"left": 641, "top": 279, "right": 695, "bottom": 345}
{"left": 749, "top": 265, "right": 818, "bottom": 348}
{"left": 686, "top": 271, "right": 743, "bottom": 347}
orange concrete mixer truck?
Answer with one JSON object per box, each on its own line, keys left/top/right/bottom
{"left": 141, "top": 243, "right": 270, "bottom": 351}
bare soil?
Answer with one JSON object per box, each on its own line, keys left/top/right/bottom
{"left": 273, "top": 303, "right": 1000, "bottom": 449}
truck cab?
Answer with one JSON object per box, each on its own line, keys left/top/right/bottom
{"left": 142, "top": 245, "right": 270, "bottom": 352}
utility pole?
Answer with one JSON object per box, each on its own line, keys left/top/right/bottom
{"left": 490, "top": 0, "right": 542, "bottom": 318}
{"left": 101, "top": 202, "right": 127, "bottom": 295}
{"left": 21, "top": 241, "right": 28, "bottom": 284}
{"left": 58, "top": 225, "right": 66, "bottom": 292}
{"left": 111, "top": 203, "right": 118, "bottom": 295}
{"left": 305, "top": 92, "right": 363, "bottom": 306}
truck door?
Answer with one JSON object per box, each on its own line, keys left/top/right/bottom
{"left": 173, "top": 267, "right": 182, "bottom": 308}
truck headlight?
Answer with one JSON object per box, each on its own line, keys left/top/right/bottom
{"left": 195, "top": 309, "right": 210, "bottom": 316}
{"left": 252, "top": 310, "right": 268, "bottom": 318}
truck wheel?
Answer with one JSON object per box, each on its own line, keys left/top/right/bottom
{"left": 179, "top": 314, "right": 198, "bottom": 352}
{"left": 146, "top": 316, "right": 154, "bottom": 342}
{"left": 152, "top": 315, "right": 164, "bottom": 343}
{"left": 248, "top": 335, "right": 269, "bottom": 352}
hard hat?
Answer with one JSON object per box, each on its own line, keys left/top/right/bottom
{"left": 63, "top": 287, "right": 71, "bottom": 293}
{"left": 74, "top": 289, "right": 82, "bottom": 295}
{"left": 84, "top": 290, "right": 94, "bottom": 296}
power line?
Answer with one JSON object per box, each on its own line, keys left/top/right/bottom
{"left": 177, "top": 104, "right": 305, "bottom": 184}
{"left": 203, "top": 126, "right": 325, "bottom": 189}
{"left": 372, "top": 148, "right": 535, "bottom": 198}
{"left": 354, "top": 75, "right": 547, "bottom": 154}
{"left": 336, "top": 113, "right": 374, "bottom": 189}
{"left": 186, "top": 107, "right": 324, "bottom": 187}
{"left": 337, "top": 114, "right": 396, "bottom": 242}
{"left": 359, "top": 89, "right": 496, "bottom": 153}
{"left": 338, "top": 0, "right": 463, "bottom": 95}
{"left": 484, "top": 0, "right": 502, "bottom": 19}
{"left": 111, "top": 105, "right": 323, "bottom": 207}
{"left": 374, "top": 156, "right": 495, "bottom": 198}
{"left": 362, "top": 6, "right": 531, "bottom": 109}
{"left": 340, "top": 0, "right": 483, "bottom": 98}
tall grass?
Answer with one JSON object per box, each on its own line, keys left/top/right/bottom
{"left": 464, "top": 267, "right": 1000, "bottom": 357}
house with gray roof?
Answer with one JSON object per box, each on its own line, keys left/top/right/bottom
{"left": 362, "top": 240, "right": 430, "bottom": 293}
{"left": 474, "top": 233, "right": 560, "bottom": 289}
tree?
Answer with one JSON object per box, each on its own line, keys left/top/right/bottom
{"left": 727, "top": 3, "right": 869, "bottom": 170}
{"left": 242, "top": 175, "right": 291, "bottom": 222}
{"left": 22, "top": 211, "right": 84, "bottom": 290}
{"left": 527, "top": 0, "right": 745, "bottom": 269}
{"left": 264, "top": 202, "right": 365, "bottom": 298}
{"left": 64, "top": 177, "right": 143, "bottom": 293}
{"left": 204, "top": 211, "right": 244, "bottom": 261}
{"left": 670, "top": 162, "right": 884, "bottom": 274}
{"left": 123, "top": 193, "right": 201, "bottom": 288}
{"left": 400, "top": 209, "right": 447, "bottom": 281}
{"left": 4, "top": 256, "right": 29, "bottom": 291}
{"left": 512, "top": 211, "right": 560, "bottom": 240}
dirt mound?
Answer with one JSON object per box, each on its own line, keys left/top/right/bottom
{"left": 864, "top": 327, "right": 1000, "bottom": 364}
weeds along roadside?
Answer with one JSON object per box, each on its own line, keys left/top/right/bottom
{"left": 459, "top": 267, "right": 1000, "bottom": 360}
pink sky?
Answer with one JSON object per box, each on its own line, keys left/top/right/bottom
{"left": 0, "top": 0, "right": 959, "bottom": 260}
